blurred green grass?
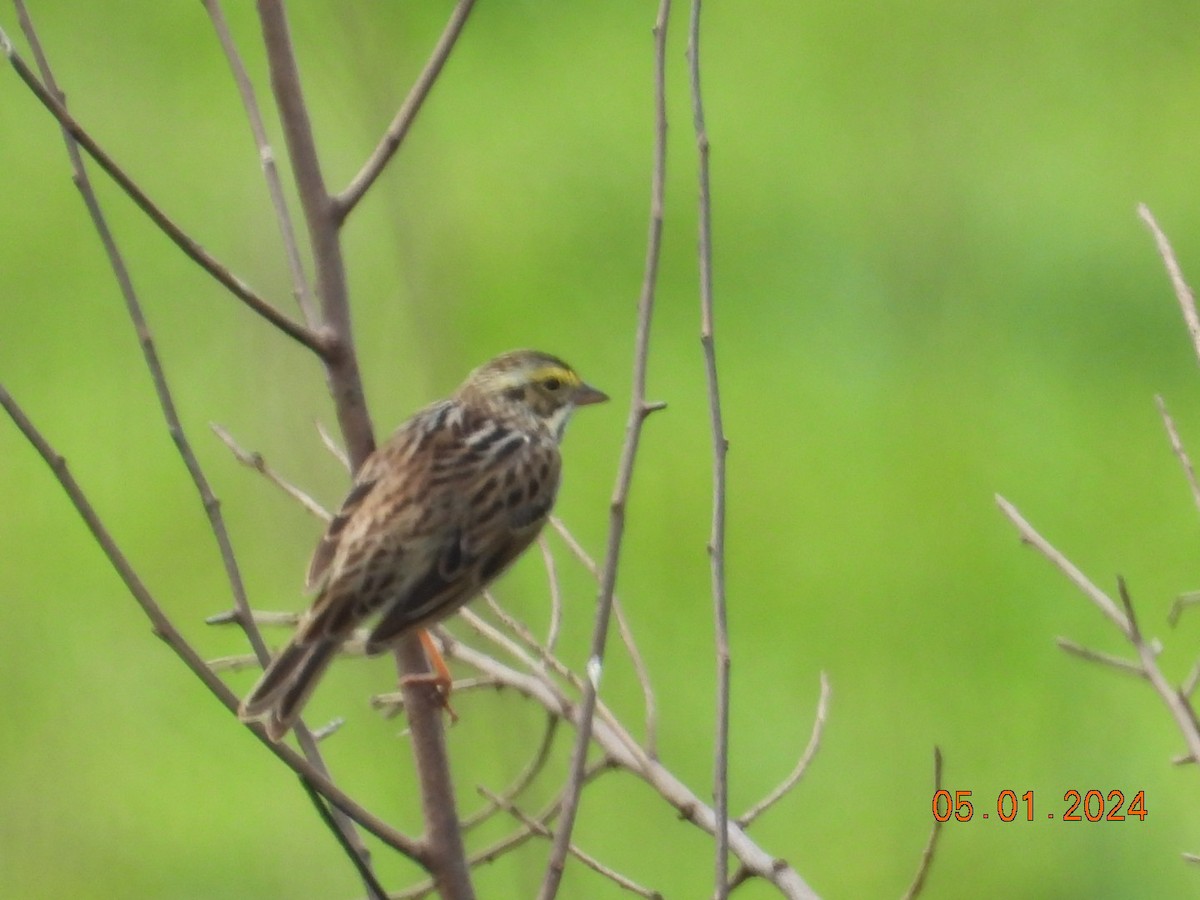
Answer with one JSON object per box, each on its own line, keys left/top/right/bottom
{"left": 4, "top": 2, "right": 1200, "bottom": 897}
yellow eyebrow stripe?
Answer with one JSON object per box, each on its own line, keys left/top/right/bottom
{"left": 531, "top": 366, "right": 580, "bottom": 386}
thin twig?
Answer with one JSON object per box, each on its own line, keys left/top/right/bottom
{"left": 447, "top": 635, "right": 818, "bottom": 898}
{"left": 1157, "top": 395, "right": 1200, "bottom": 523}
{"left": 1117, "top": 576, "right": 1141, "bottom": 643}
{"left": 1183, "top": 656, "right": 1200, "bottom": 700}
{"left": 335, "top": 0, "right": 479, "bottom": 221}
{"left": 1055, "top": 638, "right": 1146, "bottom": 677}
{"left": 210, "top": 423, "right": 332, "bottom": 521}
{"left": 207, "top": 653, "right": 264, "bottom": 673}
{"left": 998, "top": 495, "right": 1200, "bottom": 770}
{"left": 13, "top": 4, "right": 374, "bottom": 875}
{"left": 1169, "top": 591, "right": 1200, "bottom": 630}
{"left": 317, "top": 419, "right": 352, "bottom": 472}
{"left": 686, "top": 1, "right": 731, "bottom": 892}
{"left": 901, "top": 747, "right": 944, "bottom": 900}
{"left": 0, "top": 385, "right": 425, "bottom": 862}
{"left": 13, "top": 0, "right": 271, "bottom": 665}
{"left": 1139, "top": 204, "right": 1200, "bottom": 369}
{"left": 995, "top": 495, "right": 1131, "bottom": 637}
{"left": 202, "top": 0, "right": 317, "bottom": 325}
{"left": 737, "top": 672, "right": 831, "bottom": 827}
{"left": 538, "top": 4, "right": 670, "bottom": 890}
{"left": 539, "top": 536, "right": 565, "bottom": 654}
{"left": 299, "top": 777, "right": 388, "bottom": 900}
{"left": 392, "top": 764, "right": 615, "bottom": 900}
{"left": 0, "top": 24, "right": 323, "bottom": 355}
{"left": 548, "top": 517, "right": 659, "bottom": 751}
{"left": 480, "top": 788, "right": 663, "bottom": 899}
{"left": 207, "top": 609, "right": 301, "bottom": 627}
{"left": 460, "top": 715, "right": 560, "bottom": 830}
{"left": 470, "top": 596, "right": 644, "bottom": 764}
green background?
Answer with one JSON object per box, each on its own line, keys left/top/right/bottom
{"left": 3, "top": 2, "right": 1200, "bottom": 897}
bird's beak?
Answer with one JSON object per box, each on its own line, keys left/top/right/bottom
{"left": 574, "top": 383, "right": 609, "bottom": 406}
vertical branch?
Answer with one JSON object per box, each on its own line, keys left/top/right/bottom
{"left": 254, "top": 4, "right": 472, "bottom": 896}
{"left": 537, "top": 2, "right": 670, "bottom": 896}
{"left": 255, "top": 0, "right": 374, "bottom": 465}
{"left": 687, "top": 0, "right": 730, "bottom": 894}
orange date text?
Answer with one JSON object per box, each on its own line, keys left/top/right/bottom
{"left": 931, "top": 789, "right": 1146, "bottom": 823}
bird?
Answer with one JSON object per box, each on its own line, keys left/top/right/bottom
{"left": 239, "top": 349, "right": 607, "bottom": 741}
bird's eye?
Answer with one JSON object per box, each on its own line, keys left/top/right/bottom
{"left": 543, "top": 376, "right": 562, "bottom": 391}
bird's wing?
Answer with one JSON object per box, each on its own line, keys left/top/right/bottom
{"left": 363, "top": 415, "right": 563, "bottom": 650}
{"left": 295, "top": 404, "right": 562, "bottom": 652}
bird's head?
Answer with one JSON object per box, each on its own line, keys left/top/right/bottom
{"left": 457, "top": 349, "right": 608, "bottom": 438}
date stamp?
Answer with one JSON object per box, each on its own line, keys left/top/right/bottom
{"left": 932, "top": 789, "right": 1147, "bottom": 822}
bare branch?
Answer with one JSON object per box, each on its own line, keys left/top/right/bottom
{"left": 202, "top": 0, "right": 317, "bottom": 324}
{"left": 316, "top": 419, "right": 352, "bottom": 472}
{"left": 0, "top": 385, "right": 424, "bottom": 861}
{"left": 539, "top": 4, "right": 670, "bottom": 885}
{"left": 539, "top": 536, "right": 565, "bottom": 654}
{"left": 900, "top": 747, "right": 944, "bottom": 900}
{"left": 548, "top": 517, "right": 658, "bottom": 752}
{"left": 1157, "top": 395, "right": 1200, "bottom": 523}
{"left": 737, "top": 672, "right": 831, "bottom": 828}
{"left": 0, "top": 24, "right": 323, "bottom": 354}
{"left": 299, "top": 777, "right": 388, "bottom": 900}
{"left": 464, "top": 597, "right": 645, "bottom": 765}
{"left": 254, "top": 4, "right": 475, "bottom": 892}
{"left": 1183, "top": 656, "right": 1200, "bottom": 700}
{"left": 1169, "top": 591, "right": 1200, "bottom": 630}
{"left": 210, "top": 422, "right": 332, "bottom": 521}
{"left": 13, "top": 0, "right": 270, "bottom": 663}
{"left": 12, "top": 4, "right": 376, "bottom": 875}
{"left": 1139, "top": 203, "right": 1200, "bottom": 369}
{"left": 481, "top": 787, "right": 664, "bottom": 899}
{"left": 686, "top": 1, "right": 731, "bottom": 890}
{"left": 998, "top": 495, "right": 1200, "bottom": 770}
{"left": 461, "top": 715, "right": 560, "bottom": 830}
{"left": 1056, "top": 638, "right": 1146, "bottom": 676}
{"left": 255, "top": 0, "right": 375, "bottom": 465}
{"left": 335, "top": 0, "right": 479, "bottom": 220}
{"left": 449, "top": 637, "right": 819, "bottom": 898}
{"left": 995, "top": 495, "right": 1131, "bottom": 636}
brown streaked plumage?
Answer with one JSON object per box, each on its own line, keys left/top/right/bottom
{"left": 239, "top": 350, "right": 607, "bottom": 741}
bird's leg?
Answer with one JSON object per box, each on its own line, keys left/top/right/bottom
{"left": 399, "top": 628, "right": 458, "bottom": 722}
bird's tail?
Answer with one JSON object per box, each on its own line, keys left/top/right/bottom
{"left": 238, "top": 636, "right": 340, "bottom": 742}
